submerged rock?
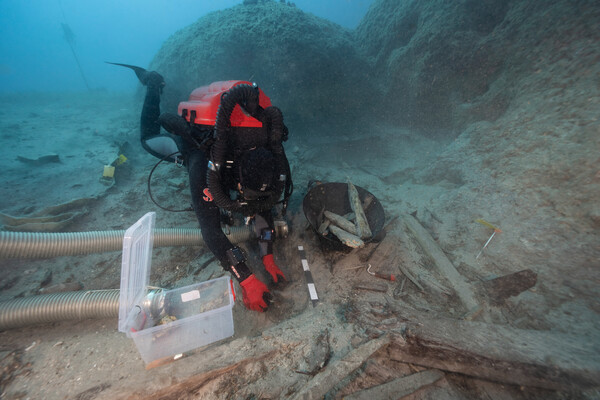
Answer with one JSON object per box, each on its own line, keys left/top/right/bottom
{"left": 356, "top": 0, "right": 599, "bottom": 131}
{"left": 356, "top": 0, "right": 510, "bottom": 131}
{"left": 150, "top": 2, "right": 374, "bottom": 133}
{"left": 149, "top": 0, "right": 599, "bottom": 137}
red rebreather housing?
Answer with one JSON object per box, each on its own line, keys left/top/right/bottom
{"left": 178, "top": 80, "right": 272, "bottom": 128}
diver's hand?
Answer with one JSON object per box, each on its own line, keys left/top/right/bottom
{"left": 240, "top": 275, "right": 271, "bottom": 312}
{"left": 262, "top": 254, "right": 287, "bottom": 284}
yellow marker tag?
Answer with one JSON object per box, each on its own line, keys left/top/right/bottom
{"left": 114, "top": 154, "right": 127, "bottom": 166}
{"left": 475, "top": 218, "right": 502, "bottom": 232}
{"left": 103, "top": 165, "right": 115, "bottom": 178}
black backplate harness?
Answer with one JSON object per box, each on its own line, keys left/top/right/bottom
{"left": 148, "top": 83, "right": 293, "bottom": 215}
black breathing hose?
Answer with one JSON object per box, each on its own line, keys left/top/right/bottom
{"left": 208, "top": 84, "right": 263, "bottom": 213}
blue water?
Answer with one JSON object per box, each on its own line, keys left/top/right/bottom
{"left": 0, "top": 0, "right": 373, "bottom": 94}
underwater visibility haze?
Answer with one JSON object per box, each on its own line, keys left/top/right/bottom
{"left": 0, "top": 0, "right": 373, "bottom": 93}
{"left": 0, "top": 0, "right": 599, "bottom": 398}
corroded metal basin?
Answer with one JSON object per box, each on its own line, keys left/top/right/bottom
{"left": 302, "top": 182, "right": 385, "bottom": 249}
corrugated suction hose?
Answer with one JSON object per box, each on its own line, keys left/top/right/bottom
{"left": 0, "top": 225, "right": 254, "bottom": 259}
{"left": 0, "top": 289, "right": 120, "bottom": 331}
{"left": 0, "top": 225, "right": 255, "bottom": 330}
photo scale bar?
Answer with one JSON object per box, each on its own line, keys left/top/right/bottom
{"left": 298, "top": 245, "right": 319, "bottom": 307}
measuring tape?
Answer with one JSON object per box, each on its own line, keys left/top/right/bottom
{"left": 298, "top": 245, "right": 319, "bottom": 307}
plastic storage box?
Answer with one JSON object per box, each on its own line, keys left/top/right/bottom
{"left": 118, "top": 212, "right": 235, "bottom": 364}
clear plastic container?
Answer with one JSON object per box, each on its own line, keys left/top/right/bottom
{"left": 118, "top": 212, "right": 235, "bottom": 364}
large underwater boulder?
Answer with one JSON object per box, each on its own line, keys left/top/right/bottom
{"left": 357, "top": 0, "right": 600, "bottom": 131}
{"left": 150, "top": 2, "right": 373, "bottom": 133}
{"left": 356, "top": 0, "right": 513, "bottom": 131}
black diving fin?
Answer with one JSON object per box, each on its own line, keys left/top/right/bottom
{"left": 106, "top": 61, "right": 164, "bottom": 88}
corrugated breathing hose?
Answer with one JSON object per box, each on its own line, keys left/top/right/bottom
{"left": 0, "top": 225, "right": 255, "bottom": 330}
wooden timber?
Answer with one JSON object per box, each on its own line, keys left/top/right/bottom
{"left": 402, "top": 214, "right": 479, "bottom": 311}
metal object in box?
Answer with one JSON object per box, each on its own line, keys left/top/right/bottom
{"left": 118, "top": 212, "right": 235, "bottom": 364}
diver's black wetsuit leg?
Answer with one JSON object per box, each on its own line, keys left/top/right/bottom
{"left": 140, "top": 82, "right": 231, "bottom": 267}
{"left": 187, "top": 147, "right": 234, "bottom": 264}
{"left": 140, "top": 84, "right": 181, "bottom": 160}
{"left": 141, "top": 85, "right": 161, "bottom": 141}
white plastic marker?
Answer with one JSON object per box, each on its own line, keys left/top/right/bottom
{"left": 298, "top": 245, "right": 319, "bottom": 307}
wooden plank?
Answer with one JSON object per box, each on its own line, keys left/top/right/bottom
{"left": 344, "top": 369, "right": 444, "bottom": 400}
{"left": 387, "top": 314, "right": 600, "bottom": 390}
{"left": 402, "top": 214, "right": 479, "bottom": 311}
{"left": 353, "top": 283, "right": 389, "bottom": 293}
{"left": 396, "top": 261, "right": 425, "bottom": 292}
{"left": 142, "top": 350, "right": 279, "bottom": 400}
{"left": 290, "top": 336, "right": 389, "bottom": 400}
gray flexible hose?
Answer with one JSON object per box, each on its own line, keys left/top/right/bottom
{"left": 0, "top": 225, "right": 255, "bottom": 330}
{"left": 0, "top": 289, "right": 120, "bottom": 331}
{"left": 0, "top": 225, "right": 254, "bottom": 259}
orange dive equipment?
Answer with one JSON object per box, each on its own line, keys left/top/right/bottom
{"left": 177, "top": 80, "right": 272, "bottom": 128}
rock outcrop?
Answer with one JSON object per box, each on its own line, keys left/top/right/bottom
{"left": 356, "top": 0, "right": 599, "bottom": 131}
{"left": 150, "top": 0, "right": 599, "bottom": 136}
{"left": 150, "top": 2, "right": 373, "bottom": 133}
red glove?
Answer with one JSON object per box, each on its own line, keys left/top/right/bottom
{"left": 240, "top": 275, "right": 271, "bottom": 312}
{"left": 262, "top": 254, "right": 287, "bottom": 284}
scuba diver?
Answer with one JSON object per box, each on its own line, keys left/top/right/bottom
{"left": 110, "top": 63, "right": 293, "bottom": 312}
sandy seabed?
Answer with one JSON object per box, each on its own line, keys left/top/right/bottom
{"left": 0, "top": 90, "right": 598, "bottom": 399}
